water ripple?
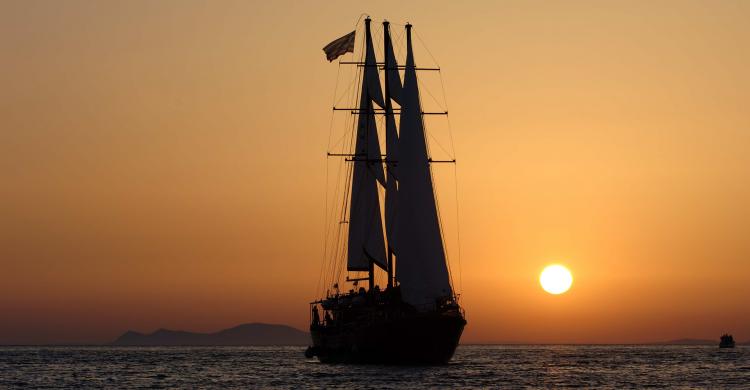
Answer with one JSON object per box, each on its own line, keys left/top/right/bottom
{"left": 0, "top": 345, "right": 748, "bottom": 388}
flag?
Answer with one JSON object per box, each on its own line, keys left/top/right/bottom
{"left": 323, "top": 31, "right": 355, "bottom": 62}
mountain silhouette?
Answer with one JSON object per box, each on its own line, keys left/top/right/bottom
{"left": 111, "top": 323, "right": 309, "bottom": 346}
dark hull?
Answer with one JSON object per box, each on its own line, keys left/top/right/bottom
{"left": 309, "top": 310, "right": 465, "bottom": 365}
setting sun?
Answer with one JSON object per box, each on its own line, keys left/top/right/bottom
{"left": 540, "top": 265, "right": 573, "bottom": 295}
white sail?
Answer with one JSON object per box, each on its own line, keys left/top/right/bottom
{"left": 394, "top": 24, "right": 453, "bottom": 308}
{"left": 347, "top": 18, "right": 387, "bottom": 271}
{"left": 383, "top": 21, "right": 401, "bottom": 253}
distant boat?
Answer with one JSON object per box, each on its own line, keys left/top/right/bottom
{"left": 306, "top": 17, "right": 465, "bottom": 365}
{"left": 719, "top": 334, "right": 736, "bottom": 348}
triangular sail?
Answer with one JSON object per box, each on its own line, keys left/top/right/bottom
{"left": 394, "top": 24, "right": 453, "bottom": 307}
{"left": 364, "top": 20, "right": 385, "bottom": 109}
{"left": 347, "top": 18, "right": 387, "bottom": 271}
{"left": 384, "top": 22, "right": 403, "bottom": 105}
{"left": 383, "top": 21, "right": 401, "bottom": 253}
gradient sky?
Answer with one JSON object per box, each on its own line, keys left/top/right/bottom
{"left": 2, "top": 0, "right": 750, "bottom": 344}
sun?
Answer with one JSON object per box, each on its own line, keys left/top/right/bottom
{"left": 540, "top": 264, "right": 573, "bottom": 295}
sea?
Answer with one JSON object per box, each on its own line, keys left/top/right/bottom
{"left": 1, "top": 345, "right": 748, "bottom": 388}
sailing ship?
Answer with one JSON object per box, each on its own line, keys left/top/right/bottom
{"left": 305, "top": 17, "right": 466, "bottom": 364}
{"left": 719, "top": 334, "right": 735, "bottom": 348}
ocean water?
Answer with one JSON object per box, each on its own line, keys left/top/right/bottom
{"left": 1, "top": 345, "right": 748, "bottom": 388}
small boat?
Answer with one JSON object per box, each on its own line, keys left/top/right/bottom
{"left": 719, "top": 334, "right": 735, "bottom": 348}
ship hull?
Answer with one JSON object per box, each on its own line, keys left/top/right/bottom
{"left": 309, "top": 310, "right": 465, "bottom": 365}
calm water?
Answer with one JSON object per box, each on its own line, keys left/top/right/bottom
{"left": 1, "top": 345, "right": 748, "bottom": 388}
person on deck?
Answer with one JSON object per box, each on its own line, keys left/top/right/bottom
{"left": 324, "top": 311, "right": 332, "bottom": 326}
{"left": 312, "top": 305, "right": 320, "bottom": 326}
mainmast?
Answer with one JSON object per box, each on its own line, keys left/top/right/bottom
{"left": 383, "top": 20, "right": 402, "bottom": 289}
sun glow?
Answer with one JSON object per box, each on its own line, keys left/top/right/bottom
{"left": 540, "top": 265, "right": 573, "bottom": 295}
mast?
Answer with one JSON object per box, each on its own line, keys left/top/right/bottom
{"left": 394, "top": 23, "right": 453, "bottom": 308}
{"left": 347, "top": 17, "right": 387, "bottom": 285}
{"left": 383, "top": 20, "right": 402, "bottom": 289}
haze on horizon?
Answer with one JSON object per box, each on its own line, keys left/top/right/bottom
{"left": 2, "top": 0, "right": 750, "bottom": 345}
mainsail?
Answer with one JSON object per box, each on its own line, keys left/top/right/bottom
{"left": 347, "top": 18, "right": 387, "bottom": 271}
{"left": 394, "top": 24, "right": 453, "bottom": 307}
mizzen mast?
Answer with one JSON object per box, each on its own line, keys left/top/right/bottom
{"left": 394, "top": 23, "right": 453, "bottom": 308}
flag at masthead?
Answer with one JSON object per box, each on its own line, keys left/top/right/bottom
{"left": 322, "top": 31, "right": 355, "bottom": 62}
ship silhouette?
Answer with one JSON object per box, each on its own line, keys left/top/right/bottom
{"left": 305, "top": 17, "right": 466, "bottom": 364}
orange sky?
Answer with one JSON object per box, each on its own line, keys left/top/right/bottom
{"left": 2, "top": 0, "right": 749, "bottom": 344}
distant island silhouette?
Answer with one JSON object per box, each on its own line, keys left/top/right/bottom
{"left": 111, "top": 323, "right": 309, "bottom": 346}
{"left": 108, "top": 324, "right": 747, "bottom": 346}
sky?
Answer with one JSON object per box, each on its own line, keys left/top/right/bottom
{"left": 2, "top": 0, "right": 749, "bottom": 344}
